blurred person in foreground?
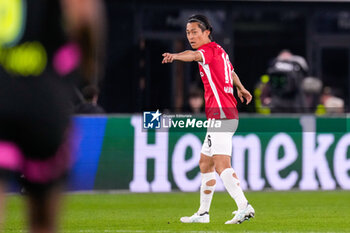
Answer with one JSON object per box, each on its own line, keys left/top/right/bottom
{"left": 162, "top": 15, "right": 254, "bottom": 224}
{"left": 0, "top": 0, "right": 106, "bottom": 232}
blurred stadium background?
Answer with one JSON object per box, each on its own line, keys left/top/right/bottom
{"left": 104, "top": 0, "right": 350, "bottom": 114}
{"left": 4, "top": 0, "right": 350, "bottom": 232}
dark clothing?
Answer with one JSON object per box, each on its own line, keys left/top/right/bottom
{"left": 75, "top": 103, "right": 105, "bottom": 114}
{"left": 0, "top": 74, "right": 71, "bottom": 159}
{"left": 0, "top": 0, "right": 72, "bottom": 187}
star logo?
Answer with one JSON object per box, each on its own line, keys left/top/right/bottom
{"left": 150, "top": 109, "right": 162, "bottom": 122}
{"left": 143, "top": 110, "right": 162, "bottom": 129}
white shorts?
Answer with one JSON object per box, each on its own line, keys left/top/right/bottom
{"left": 201, "top": 119, "right": 239, "bottom": 157}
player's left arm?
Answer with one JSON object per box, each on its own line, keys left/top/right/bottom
{"left": 232, "top": 71, "right": 252, "bottom": 104}
{"left": 162, "top": 50, "right": 202, "bottom": 63}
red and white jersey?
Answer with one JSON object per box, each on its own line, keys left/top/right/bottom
{"left": 197, "top": 42, "right": 238, "bottom": 119}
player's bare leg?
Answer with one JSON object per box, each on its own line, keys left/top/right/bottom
{"left": 213, "top": 155, "right": 254, "bottom": 224}
{"left": 27, "top": 185, "right": 63, "bottom": 233}
{"left": 180, "top": 153, "right": 215, "bottom": 223}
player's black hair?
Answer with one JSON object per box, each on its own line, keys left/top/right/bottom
{"left": 187, "top": 15, "right": 213, "bottom": 41}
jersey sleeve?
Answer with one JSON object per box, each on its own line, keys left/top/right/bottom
{"left": 230, "top": 62, "right": 234, "bottom": 72}
{"left": 197, "top": 46, "right": 214, "bottom": 65}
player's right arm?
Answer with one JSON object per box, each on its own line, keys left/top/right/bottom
{"left": 162, "top": 50, "right": 202, "bottom": 63}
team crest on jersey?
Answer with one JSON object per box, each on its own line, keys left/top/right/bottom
{"left": 200, "top": 72, "right": 204, "bottom": 77}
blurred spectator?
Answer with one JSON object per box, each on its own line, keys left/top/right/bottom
{"left": 258, "top": 49, "right": 310, "bottom": 113}
{"left": 184, "top": 86, "right": 204, "bottom": 114}
{"left": 254, "top": 75, "right": 271, "bottom": 115}
{"left": 75, "top": 85, "right": 105, "bottom": 114}
{"left": 301, "top": 77, "right": 323, "bottom": 112}
{"left": 276, "top": 49, "right": 309, "bottom": 74}
{"left": 319, "top": 87, "right": 345, "bottom": 114}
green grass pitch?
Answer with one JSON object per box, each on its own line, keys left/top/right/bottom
{"left": 3, "top": 191, "right": 350, "bottom": 232}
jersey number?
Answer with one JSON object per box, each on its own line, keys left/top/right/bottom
{"left": 208, "top": 135, "right": 212, "bottom": 147}
{"left": 222, "top": 53, "right": 233, "bottom": 84}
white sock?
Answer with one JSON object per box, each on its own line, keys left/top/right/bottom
{"left": 197, "top": 172, "right": 216, "bottom": 215}
{"left": 220, "top": 168, "right": 248, "bottom": 210}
